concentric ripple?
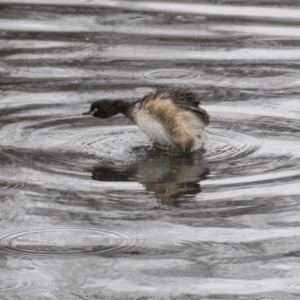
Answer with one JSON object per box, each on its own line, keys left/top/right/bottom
{"left": 283, "top": 282, "right": 300, "bottom": 294}
{"left": 139, "top": 68, "right": 201, "bottom": 82}
{"left": 182, "top": 240, "right": 262, "bottom": 265}
{"left": 205, "top": 129, "right": 260, "bottom": 161}
{"left": 21, "top": 119, "right": 82, "bottom": 144}
{"left": 0, "top": 135, "right": 8, "bottom": 143}
{"left": 0, "top": 179, "right": 25, "bottom": 192}
{"left": 69, "top": 125, "right": 260, "bottom": 164}
{"left": 0, "top": 277, "right": 45, "bottom": 294}
{"left": 44, "top": 130, "right": 78, "bottom": 140}
{"left": 67, "top": 126, "right": 151, "bottom": 159}
{"left": 0, "top": 228, "right": 139, "bottom": 256}
{"left": 135, "top": 87, "right": 154, "bottom": 94}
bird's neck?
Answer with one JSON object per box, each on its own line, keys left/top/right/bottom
{"left": 113, "top": 100, "right": 135, "bottom": 120}
{"left": 106, "top": 100, "right": 127, "bottom": 117}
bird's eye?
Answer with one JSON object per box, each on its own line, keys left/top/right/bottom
{"left": 91, "top": 108, "right": 98, "bottom": 115}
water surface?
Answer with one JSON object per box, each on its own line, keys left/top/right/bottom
{"left": 1, "top": 0, "right": 300, "bottom": 299}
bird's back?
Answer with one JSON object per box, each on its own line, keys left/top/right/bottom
{"left": 151, "top": 87, "right": 210, "bottom": 126}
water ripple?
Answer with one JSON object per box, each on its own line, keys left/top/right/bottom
{"left": 203, "top": 170, "right": 300, "bottom": 187}
{"left": 0, "top": 228, "right": 139, "bottom": 256}
{"left": 0, "top": 135, "right": 8, "bottom": 143}
{"left": 66, "top": 125, "right": 151, "bottom": 160}
{"left": 0, "top": 179, "right": 25, "bottom": 192}
{"left": 43, "top": 130, "right": 78, "bottom": 140}
{"left": 139, "top": 68, "right": 201, "bottom": 83}
{"left": 1, "top": 0, "right": 300, "bottom": 298}
{"left": 0, "top": 276, "right": 46, "bottom": 294}
{"left": 8, "top": 46, "right": 300, "bottom": 61}
{"left": 206, "top": 129, "right": 260, "bottom": 162}
{"left": 182, "top": 240, "right": 262, "bottom": 263}
{"left": 283, "top": 282, "right": 300, "bottom": 294}
{"left": 3, "top": 1, "right": 300, "bottom": 20}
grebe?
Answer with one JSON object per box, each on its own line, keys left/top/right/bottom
{"left": 82, "top": 87, "right": 210, "bottom": 151}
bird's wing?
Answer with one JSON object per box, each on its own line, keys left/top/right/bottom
{"left": 153, "top": 87, "right": 210, "bottom": 125}
{"left": 153, "top": 87, "right": 200, "bottom": 106}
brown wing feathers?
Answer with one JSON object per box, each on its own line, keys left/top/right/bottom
{"left": 152, "top": 87, "right": 210, "bottom": 126}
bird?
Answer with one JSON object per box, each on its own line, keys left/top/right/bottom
{"left": 82, "top": 87, "right": 210, "bottom": 152}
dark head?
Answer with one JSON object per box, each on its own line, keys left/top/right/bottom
{"left": 82, "top": 99, "right": 125, "bottom": 119}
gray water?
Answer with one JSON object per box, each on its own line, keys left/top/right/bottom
{"left": 1, "top": 0, "right": 300, "bottom": 299}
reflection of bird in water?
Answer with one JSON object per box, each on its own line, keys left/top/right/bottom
{"left": 83, "top": 87, "right": 210, "bottom": 152}
{"left": 91, "top": 150, "right": 209, "bottom": 205}
{"left": 140, "top": 155, "right": 208, "bottom": 203}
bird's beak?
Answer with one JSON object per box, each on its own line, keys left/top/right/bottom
{"left": 82, "top": 110, "right": 92, "bottom": 115}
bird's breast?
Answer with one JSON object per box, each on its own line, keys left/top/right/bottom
{"left": 134, "top": 111, "right": 172, "bottom": 146}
